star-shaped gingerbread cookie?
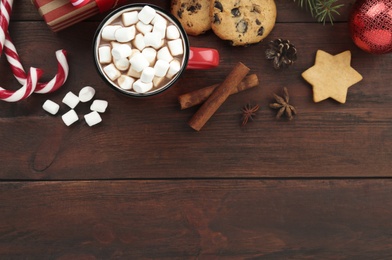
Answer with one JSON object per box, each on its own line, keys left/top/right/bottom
{"left": 302, "top": 50, "right": 363, "bottom": 103}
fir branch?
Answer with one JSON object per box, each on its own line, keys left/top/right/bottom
{"left": 293, "top": 0, "right": 344, "bottom": 24}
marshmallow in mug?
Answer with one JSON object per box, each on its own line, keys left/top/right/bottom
{"left": 97, "top": 5, "right": 185, "bottom": 94}
{"left": 122, "top": 11, "right": 138, "bottom": 26}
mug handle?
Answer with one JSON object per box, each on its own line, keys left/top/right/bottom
{"left": 187, "top": 47, "right": 220, "bottom": 69}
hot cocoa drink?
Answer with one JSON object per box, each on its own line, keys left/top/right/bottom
{"left": 95, "top": 5, "right": 187, "bottom": 96}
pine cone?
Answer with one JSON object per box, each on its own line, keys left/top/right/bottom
{"left": 265, "top": 39, "right": 297, "bottom": 69}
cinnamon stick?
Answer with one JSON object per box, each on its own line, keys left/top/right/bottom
{"left": 188, "top": 62, "right": 250, "bottom": 131}
{"left": 179, "top": 74, "right": 259, "bottom": 110}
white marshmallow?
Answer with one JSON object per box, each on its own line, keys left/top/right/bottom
{"left": 78, "top": 86, "right": 96, "bottom": 103}
{"left": 132, "top": 33, "right": 146, "bottom": 51}
{"left": 114, "top": 26, "right": 136, "bottom": 43}
{"left": 90, "top": 99, "right": 108, "bottom": 113}
{"left": 130, "top": 49, "right": 141, "bottom": 58}
{"left": 42, "top": 99, "right": 60, "bottom": 115}
{"left": 157, "top": 47, "right": 173, "bottom": 62}
{"left": 62, "top": 110, "right": 79, "bottom": 126}
{"left": 127, "top": 67, "right": 142, "bottom": 78}
{"left": 111, "top": 44, "right": 132, "bottom": 59}
{"left": 133, "top": 79, "right": 153, "bottom": 93}
{"left": 101, "top": 25, "right": 121, "bottom": 41}
{"left": 138, "top": 5, "right": 156, "bottom": 25}
{"left": 117, "top": 75, "right": 135, "bottom": 90}
{"left": 151, "top": 13, "right": 167, "bottom": 26}
{"left": 84, "top": 111, "right": 102, "bottom": 127}
{"left": 62, "top": 91, "right": 80, "bottom": 108}
{"left": 140, "top": 67, "right": 155, "bottom": 83}
{"left": 144, "top": 32, "right": 163, "bottom": 49}
{"left": 129, "top": 53, "right": 149, "bottom": 72}
{"left": 136, "top": 21, "right": 153, "bottom": 35}
{"left": 114, "top": 57, "right": 130, "bottom": 71}
{"left": 98, "top": 46, "right": 111, "bottom": 64}
{"left": 122, "top": 11, "right": 139, "bottom": 26}
{"left": 103, "top": 63, "right": 121, "bottom": 81}
{"left": 168, "top": 38, "right": 184, "bottom": 56}
{"left": 153, "top": 76, "right": 165, "bottom": 88}
{"left": 110, "top": 41, "right": 121, "bottom": 49}
{"left": 167, "top": 59, "right": 182, "bottom": 78}
{"left": 154, "top": 59, "right": 170, "bottom": 77}
{"left": 166, "top": 25, "right": 180, "bottom": 40}
{"left": 152, "top": 22, "right": 166, "bottom": 39}
{"left": 142, "top": 47, "right": 157, "bottom": 65}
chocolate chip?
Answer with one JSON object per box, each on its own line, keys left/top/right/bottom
{"left": 231, "top": 8, "right": 241, "bottom": 17}
{"left": 188, "top": 6, "right": 196, "bottom": 13}
{"left": 213, "top": 14, "right": 221, "bottom": 24}
{"left": 256, "top": 19, "right": 261, "bottom": 25}
{"left": 252, "top": 5, "right": 261, "bottom": 13}
{"left": 187, "top": 3, "right": 201, "bottom": 13}
{"left": 257, "top": 26, "right": 264, "bottom": 36}
{"left": 177, "top": 9, "right": 184, "bottom": 19}
{"left": 214, "top": 1, "right": 223, "bottom": 12}
{"left": 236, "top": 20, "right": 248, "bottom": 34}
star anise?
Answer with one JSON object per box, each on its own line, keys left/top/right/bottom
{"left": 269, "top": 87, "right": 297, "bottom": 120}
{"left": 241, "top": 103, "right": 259, "bottom": 126}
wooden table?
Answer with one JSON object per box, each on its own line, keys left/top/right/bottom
{"left": 1, "top": 0, "right": 392, "bottom": 258}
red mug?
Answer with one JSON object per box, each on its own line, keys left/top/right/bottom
{"left": 93, "top": 4, "right": 219, "bottom": 98}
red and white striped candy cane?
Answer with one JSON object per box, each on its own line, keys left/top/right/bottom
{"left": 0, "top": 67, "right": 43, "bottom": 102}
{"left": 0, "top": 0, "right": 69, "bottom": 102}
{"left": 4, "top": 33, "right": 69, "bottom": 94}
{"left": 0, "top": 0, "right": 12, "bottom": 56}
{"left": 0, "top": 0, "right": 42, "bottom": 102}
{"left": 70, "top": 0, "right": 90, "bottom": 8}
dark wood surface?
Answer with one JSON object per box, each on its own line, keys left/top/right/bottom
{"left": 1, "top": 0, "right": 392, "bottom": 258}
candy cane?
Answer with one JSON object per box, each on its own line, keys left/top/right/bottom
{"left": 0, "top": 67, "right": 43, "bottom": 102}
{"left": 0, "top": 0, "right": 69, "bottom": 102}
{"left": 70, "top": 0, "right": 90, "bottom": 8}
{"left": 4, "top": 34, "right": 69, "bottom": 94}
{"left": 0, "top": 0, "right": 12, "bottom": 56}
{"left": 0, "top": 0, "right": 42, "bottom": 102}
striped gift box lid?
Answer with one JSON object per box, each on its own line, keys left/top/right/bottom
{"left": 32, "top": 0, "right": 125, "bottom": 32}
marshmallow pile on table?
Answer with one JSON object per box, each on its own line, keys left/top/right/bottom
{"left": 42, "top": 86, "right": 108, "bottom": 127}
{"left": 98, "top": 5, "right": 184, "bottom": 94}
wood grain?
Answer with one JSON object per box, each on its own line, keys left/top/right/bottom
{"left": 1, "top": 180, "right": 392, "bottom": 259}
{"left": 1, "top": 1, "right": 392, "bottom": 258}
{"left": 0, "top": 21, "right": 391, "bottom": 179}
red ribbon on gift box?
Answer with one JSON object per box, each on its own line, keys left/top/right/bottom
{"left": 32, "top": 0, "right": 126, "bottom": 32}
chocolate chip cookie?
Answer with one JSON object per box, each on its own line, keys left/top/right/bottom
{"left": 171, "top": 0, "right": 212, "bottom": 36}
{"left": 210, "top": 0, "right": 277, "bottom": 46}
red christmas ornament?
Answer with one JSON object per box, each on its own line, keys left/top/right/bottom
{"left": 349, "top": 0, "right": 392, "bottom": 54}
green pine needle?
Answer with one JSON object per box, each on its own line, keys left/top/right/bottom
{"left": 293, "top": 0, "right": 344, "bottom": 24}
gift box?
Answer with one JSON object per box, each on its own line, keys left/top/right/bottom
{"left": 32, "top": 0, "right": 126, "bottom": 32}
